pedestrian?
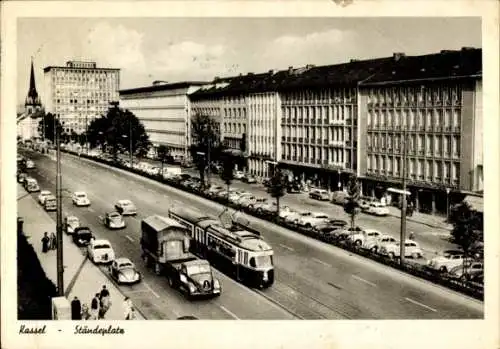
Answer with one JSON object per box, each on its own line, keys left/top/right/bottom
{"left": 81, "top": 303, "right": 91, "bottom": 320}
{"left": 123, "top": 297, "right": 135, "bottom": 320}
{"left": 409, "top": 231, "right": 415, "bottom": 241}
{"left": 90, "top": 293, "right": 100, "bottom": 320}
{"left": 71, "top": 296, "right": 82, "bottom": 320}
{"left": 41, "top": 232, "right": 50, "bottom": 253}
{"left": 98, "top": 286, "right": 111, "bottom": 319}
{"left": 50, "top": 232, "right": 57, "bottom": 250}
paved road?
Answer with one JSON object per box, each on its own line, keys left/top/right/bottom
{"left": 21, "top": 149, "right": 483, "bottom": 319}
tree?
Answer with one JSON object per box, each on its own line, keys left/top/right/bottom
{"left": 87, "top": 103, "right": 151, "bottom": 160}
{"left": 37, "top": 112, "right": 62, "bottom": 143}
{"left": 189, "top": 113, "right": 221, "bottom": 185}
{"left": 156, "top": 145, "right": 170, "bottom": 177}
{"left": 344, "top": 174, "right": 361, "bottom": 231}
{"left": 220, "top": 151, "right": 234, "bottom": 202}
{"left": 269, "top": 168, "right": 286, "bottom": 219}
{"left": 448, "top": 202, "right": 483, "bottom": 278}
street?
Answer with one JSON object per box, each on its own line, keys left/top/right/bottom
{"left": 20, "top": 149, "right": 484, "bottom": 319}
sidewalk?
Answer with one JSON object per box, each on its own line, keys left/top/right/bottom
{"left": 17, "top": 184, "right": 144, "bottom": 320}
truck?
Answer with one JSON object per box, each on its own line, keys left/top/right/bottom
{"left": 140, "top": 215, "right": 221, "bottom": 299}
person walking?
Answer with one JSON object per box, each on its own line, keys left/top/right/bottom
{"left": 409, "top": 231, "right": 415, "bottom": 241}
{"left": 123, "top": 297, "right": 135, "bottom": 320}
{"left": 41, "top": 232, "right": 50, "bottom": 253}
{"left": 50, "top": 232, "right": 57, "bottom": 250}
{"left": 90, "top": 293, "right": 100, "bottom": 320}
{"left": 81, "top": 303, "right": 91, "bottom": 320}
{"left": 98, "top": 286, "right": 111, "bottom": 319}
{"left": 71, "top": 296, "right": 82, "bottom": 320}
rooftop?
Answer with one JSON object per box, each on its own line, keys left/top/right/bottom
{"left": 119, "top": 81, "right": 209, "bottom": 95}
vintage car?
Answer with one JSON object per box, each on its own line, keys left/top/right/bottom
{"left": 87, "top": 239, "right": 115, "bottom": 264}
{"left": 364, "top": 202, "right": 390, "bottom": 216}
{"left": 109, "top": 258, "right": 141, "bottom": 285}
{"left": 178, "top": 260, "right": 221, "bottom": 299}
{"left": 17, "top": 172, "right": 28, "bottom": 184}
{"left": 449, "top": 261, "right": 484, "bottom": 280}
{"left": 297, "top": 212, "right": 330, "bottom": 228}
{"left": 104, "top": 211, "right": 126, "bottom": 229}
{"left": 114, "top": 199, "right": 137, "bottom": 216}
{"left": 72, "top": 191, "right": 91, "bottom": 207}
{"left": 427, "top": 250, "right": 467, "bottom": 273}
{"left": 38, "top": 190, "right": 52, "bottom": 205}
{"left": 64, "top": 215, "right": 80, "bottom": 234}
{"left": 349, "top": 229, "right": 383, "bottom": 247}
{"left": 72, "top": 227, "right": 93, "bottom": 247}
{"left": 25, "top": 178, "right": 40, "bottom": 193}
{"left": 309, "top": 189, "right": 330, "bottom": 201}
{"left": 44, "top": 195, "right": 57, "bottom": 211}
{"left": 379, "top": 239, "right": 423, "bottom": 259}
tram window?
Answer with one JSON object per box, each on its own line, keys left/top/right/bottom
{"left": 249, "top": 257, "right": 256, "bottom": 268}
{"left": 252, "top": 255, "right": 273, "bottom": 268}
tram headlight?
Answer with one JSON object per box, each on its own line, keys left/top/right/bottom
{"left": 262, "top": 271, "right": 268, "bottom": 281}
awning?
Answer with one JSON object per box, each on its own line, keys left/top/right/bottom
{"left": 463, "top": 195, "right": 483, "bottom": 213}
{"left": 387, "top": 187, "right": 411, "bottom": 196}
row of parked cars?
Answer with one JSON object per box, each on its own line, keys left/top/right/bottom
{"left": 60, "top": 148, "right": 484, "bottom": 298}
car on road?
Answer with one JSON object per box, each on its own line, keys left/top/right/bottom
{"left": 72, "top": 191, "right": 90, "bottom": 207}
{"left": 364, "top": 202, "right": 390, "bottom": 216}
{"left": 379, "top": 239, "right": 423, "bottom": 259}
{"left": 25, "top": 178, "right": 40, "bottom": 192}
{"left": 109, "top": 258, "right": 142, "bottom": 285}
{"left": 349, "top": 229, "right": 382, "bottom": 247}
{"left": 309, "top": 189, "right": 330, "bottom": 201}
{"left": 449, "top": 261, "right": 483, "bottom": 280}
{"left": 426, "top": 250, "right": 467, "bottom": 273}
{"left": 72, "top": 227, "right": 93, "bottom": 247}
{"left": 331, "top": 191, "right": 349, "bottom": 205}
{"left": 233, "top": 171, "right": 245, "bottom": 180}
{"left": 87, "top": 239, "right": 115, "bottom": 264}
{"left": 64, "top": 215, "right": 80, "bottom": 234}
{"left": 242, "top": 174, "right": 257, "bottom": 183}
{"left": 104, "top": 211, "right": 126, "bottom": 229}
{"left": 321, "top": 219, "right": 348, "bottom": 229}
{"left": 365, "top": 234, "right": 398, "bottom": 253}
{"left": 43, "top": 195, "right": 57, "bottom": 211}
{"left": 284, "top": 210, "right": 312, "bottom": 225}
{"left": 246, "top": 198, "right": 269, "bottom": 211}
{"left": 38, "top": 190, "right": 52, "bottom": 205}
{"left": 177, "top": 259, "right": 221, "bottom": 299}
{"left": 17, "top": 172, "right": 28, "bottom": 184}
{"left": 26, "top": 159, "right": 35, "bottom": 169}
{"left": 205, "top": 185, "right": 224, "bottom": 197}
{"left": 297, "top": 212, "right": 330, "bottom": 228}
{"left": 115, "top": 199, "right": 137, "bottom": 216}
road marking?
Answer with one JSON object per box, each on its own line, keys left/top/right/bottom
{"left": 312, "top": 257, "right": 331, "bottom": 267}
{"left": 352, "top": 275, "right": 377, "bottom": 287}
{"left": 405, "top": 297, "right": 437, "bottom": 312}
{"left": 219, "top": 305, "right": 239, "bottom": 319}
{"left": 125, "top": 235, "right": 134, "bottom": 242}
{"left": 143, "top": 282, "right": 160, "bottom": 298}
{"left": 279, "top": 243, "right": 295, "bottom": 252}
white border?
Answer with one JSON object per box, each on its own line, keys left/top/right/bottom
{"left": 2, "top": 1, "right": 499, "bottom": 349}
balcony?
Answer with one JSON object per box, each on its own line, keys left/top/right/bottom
{"left": 298, "top": 118, "right": 303, "bottom": 123}
{"left": 323, "top": 139, "right": 328, "bottom": 145}
{"left": 298, "top": 137, "right": 303, "bottom": 142}
{"left": 292, "top": 137, "right": 297, "bottom": 142}
{"left": 286, "top": 137, "right": 291, "bottom": 142}
{"left": 316, "top": 159, "right": 322, "bottom": 165}
{"left": 281, "top": 136, "right": 285, "bottom": 142}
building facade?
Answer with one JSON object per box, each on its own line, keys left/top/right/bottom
{"left": 358, "top": 48, "right": 482, "bottom": 214}
{"left": 17, "top": 59, "right": 43, "bottom": 141}
{"left": 43, "top": 61, "right": 120, "bottom": 135}
{"left": 119, "top": 81, "right": 206, "bottom": 161}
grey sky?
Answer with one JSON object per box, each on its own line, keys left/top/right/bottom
{"left": 18, "top": 17, "right": 481, "bottom": 105}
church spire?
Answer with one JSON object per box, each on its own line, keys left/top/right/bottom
{"left": 25, "top": 57, "right": 41, "bottom": 108}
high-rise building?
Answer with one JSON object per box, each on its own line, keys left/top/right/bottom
{"left": 119, "top": 81, "right": 207, "bottom": 161}
{"left": 43, "top": 60, "right": 120, "bottom": 135}
{"left": 17, "top": 58, "right": 43, "bottom": 140}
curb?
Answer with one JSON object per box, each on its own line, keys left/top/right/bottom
{"left": 388, "top": 213, "right": 452, "bottom": 231}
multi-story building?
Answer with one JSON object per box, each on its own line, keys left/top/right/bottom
{"left": 17, "top": 59, "right": 43, "bottom": 141}
{"left": 119, "top": 81, "right": 206, "bottom": 161}
{"left": 358, "top": 48, "right": 482, "bottom": 214}
{"left": 43, "top": 60, "right": 120, "bottom": 135}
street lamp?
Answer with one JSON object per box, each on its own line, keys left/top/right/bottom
{"left": 446, "top": 187, "right": 451, "bottom": 222}
{"left": 55, "top": 116, "right": 64, "bottom": 296}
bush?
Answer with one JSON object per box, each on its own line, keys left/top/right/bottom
{"left": 17, "top": 232, "right": 58, "bottom": 319}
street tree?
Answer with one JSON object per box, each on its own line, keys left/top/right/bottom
{"left": 189, "top": 113, "right": 220, "bottom": 185}
{"left": 269, "top": 168, "right": 286, "bottom": 219}
{"left": 37, "top": 112, "right": 62, "bottom": 144}
{"left": 448, "top": 201, "right": 483, "bottom": 277}
{"left": 156, "top": 145, "right": 170, "bottom": 177}
{"left": 87, "top": 103, "right": 151, "bottom": 160}
{"left": 220, "top": 151, "right": 234, "bottom": 203}
{"left": 344, "top": 174, "right": 361, "bottom": 231}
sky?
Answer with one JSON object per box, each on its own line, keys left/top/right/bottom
{"left": 17, "top": 17, "right": 481, "bottom": 107}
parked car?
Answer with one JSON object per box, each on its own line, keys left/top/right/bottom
{"left": 87, "top": 239, "right": 115, "bottom": 264}
{"left": 17, "top": 172, "right": 28, "bottom": 184}
{"left": 365, "top": 202, "right": 390, "bottom": 216}
{"left": 309, "top": 189, "right": 330, "bottom": 201}
{"left": 233, "top": 171, "right": 245, "bottom": 180}
{"left": 72, "top": 227, "right": 93, "bottom": 247}
{"left": 449, "top": 261, "right": 483, "bottom": 280}
{"left": 379, "top": 240, "right": 423, "bottom": 259}
{"left": 427, "top": 250, "right": 466, "bottom": 273}
{"left": 38, "top": 190, "right": 52, "bottom": 205}
{"left": 72, "top": 191, "right": 91, "bottom": 207}
{"left": 365, "top": 234, "right": 398, "bottom": 253}
{"left": 234, "top": 193, "right": 253, "bottom": 206}
{"left": 64, "top": 215, "right": 80, "bottom": 234}
{"left": 297, "top": 212, "right": 330, "bottom": 228}
{"left": 206, "top": 185, "right": 224, "bottom": 197}
{"left": 115, "top": 199, "right": 137, "bottom": 215}
{"left": 104, "top": 211, "right": 126, "bottom": 229}
{"left": 322, "top": 219, "right": 348, "bottom": 229}
{"left": 25, "top": 178, "right": 40, "bottom": 192}
{"left": 331, "top": 191, "right": 349, "bottom": 205}
{"left": 349, "top": 229, "right": 382, "bottom": 247}
{"left": 284, "top": 210, "right": 312, "bottom": 225}
{"left": 247, "top": 198, "right": 269, "bottom": 211}
{"left": 44, "top": 195, "right": 57, "bottom": 211}
{"left": 242, "top": 174, "right": 257, "bottom": 183}
{"left": 109, "top": 258, "right": 141, "bottom": 285}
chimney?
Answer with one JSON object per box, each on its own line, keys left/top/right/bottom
{"left": 288, "top": 66, "right": 294, "bottom": 73}
{"left": 393, "top": 52, "right": 406, "bottom": 61}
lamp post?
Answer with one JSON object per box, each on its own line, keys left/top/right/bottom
{"left": 55, "top": 116, "right": 64, "bottom": 296}
{"left": 446, "top": 187, "right": 451, "bottom": 222}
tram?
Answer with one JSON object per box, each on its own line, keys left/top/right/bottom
{"left": 168, "top": 206, "right": 275, "bottom": 288}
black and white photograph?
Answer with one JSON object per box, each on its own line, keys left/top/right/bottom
{"left": 2, "top": 1, "right": 499, "bottom": 349}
